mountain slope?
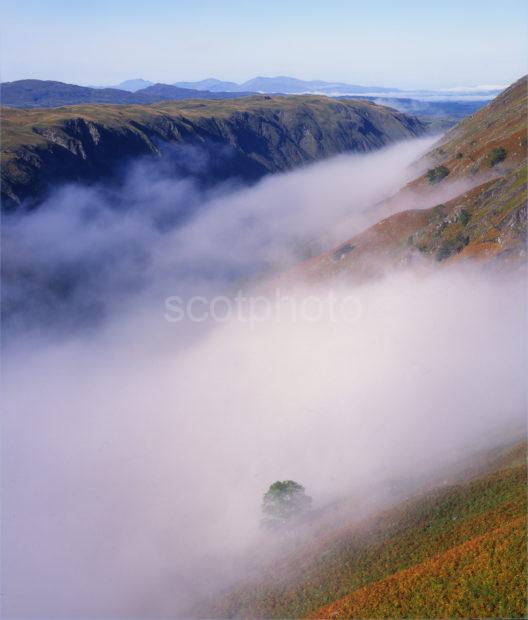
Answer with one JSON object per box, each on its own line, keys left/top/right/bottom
{"left": 418, "top": 74, "right": 527, "bottom": 184}
{"left": 288, "top": 76, "right": 527, "bottom": 283}
{"left": 309, "top": 516, "right": 525, "bottom": 619}
{"left": 203, "top": 443, "right": 527, "bottom": 619}
{"left": 1, "top": 96, "right": 425, "bottom": 210}
{"left": 291, "top": 165, "right": 526, "bottom": 284}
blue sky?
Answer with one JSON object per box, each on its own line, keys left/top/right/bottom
{"left": 1, "top": 0, "right": 527, "bottom": 88}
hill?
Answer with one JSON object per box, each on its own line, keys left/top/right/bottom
{"left": 0, "top": 79, "right": 253, "bottom": 108}
{"left": 420, "top": 75, "right": 527, "bottom": 183}
{"left": 287, "top": 75, "right": 527, "bottom": 283}
{"left": 0, "top": 96, "right": 425, "bottom": 210}
{"left": 202, "top": 442, "right": 527, "bottom": 619}
{"left": 0, "top": 79, "right": 146, "bottom": 107}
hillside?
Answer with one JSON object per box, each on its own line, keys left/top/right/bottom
{"left": 291, "top": 165, "right": 526, "bottom": 284}
{"left": 286, "top": 76, "right": 527, "bottom": 283}
{"left": 423, "top": 75, "right": 527, "bottom": 182}
{"left": 1, "top": 96, "right": 425, "bottom": 210}
{"left": 202, "top": 442, "right": 527, "bottom": 619}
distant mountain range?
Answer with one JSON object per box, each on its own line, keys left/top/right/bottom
{"left": 171, "top": 76, "right": 502, "bottom": 100}
{"left": 172, "top": 76, "right": 399, "bottom": 95}
{"left": 0, "top": 76, "right": 501, "bottom": 113}
{"left": 102, "top": 75, "right": 503, "bottom": 98}
{"left": 0, "top": 80, "right": 254, "bottom": 108}
{"left": 109, "top": 76, "right": 398, "bottom": 94}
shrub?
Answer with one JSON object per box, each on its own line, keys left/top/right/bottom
{"left": 489, "top": 147, "right": 507, "bottom": 167}
{"left": 426, "top": 166, "right": 450, "bottom": 185}
{"left": 459, "top": 208, "right": 471, "bottom": 226}
{"left": 436, "top": 235, "right": 470, "bottom": 262}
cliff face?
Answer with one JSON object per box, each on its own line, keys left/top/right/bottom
{"left": 1, "top": 96, "right": 425, "bottom": 210}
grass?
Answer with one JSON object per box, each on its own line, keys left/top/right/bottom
{"left": 300, "top": 161, "right": 527, "bottom": 284}
{"left": 401, "top": 165, "right": 527, "bottom": 262}
{"left": 1, "top": 92, "right": 424, "bottom": 207}
{"left": 413, "top": 75, "right": 527, "bottom": 184}
{"left": 310, "top": 516, "right": 526, "bottom": 619}
{"left": 207, "top": 443, "right": 527, "bottom": 619}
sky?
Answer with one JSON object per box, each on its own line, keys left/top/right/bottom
{"left": 1, "top": 0, "right": 527, "bottom": 90}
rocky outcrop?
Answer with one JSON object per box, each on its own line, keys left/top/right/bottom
{"left": 1, "top": 96, "right": 425, "bottom": 210}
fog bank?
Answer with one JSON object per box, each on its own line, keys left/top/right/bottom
{"left": 2, "top": 136, "right": 526, "bottom": 618}
{"left": 2, "top": 137, "right": 436, "bottom": 338}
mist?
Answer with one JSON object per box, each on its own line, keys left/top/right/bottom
{"left": 2, "top": 136, "right": 526, "bottom": 618}
{"left": 2, "top": 137, "right": 436, "bottom": 338}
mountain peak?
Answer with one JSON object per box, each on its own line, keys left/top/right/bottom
{"left": 114, "top": 78, "right": 153, "bottom": 92}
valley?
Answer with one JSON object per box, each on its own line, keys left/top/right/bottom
{"left": 1, "top": 63, "right": 526, "bottom": 620}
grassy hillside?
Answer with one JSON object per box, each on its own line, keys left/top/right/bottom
{"left": 1, "top": 95, "right": 425, "bottom": 210}
{"left": 423, "top": 75, "right": 528, "bottom": 182}
{"left": 285, "top": 76, "right": 527, "bottom": 284}
{"left": 292, "top": 163, "right": 526, "bottom": 283}
{"left": 310, "top": 516, "right": 525, "bottom": 619}
{"left": 204, "top": 443, "right": 527, "bottom": 619}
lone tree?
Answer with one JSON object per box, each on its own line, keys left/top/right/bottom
{"left": 261, "top": 480, "right": 312, "bottom": 528}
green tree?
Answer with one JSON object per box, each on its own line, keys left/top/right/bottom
{"left": 261, "top": 480, "right": 312, "bottom": 527}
